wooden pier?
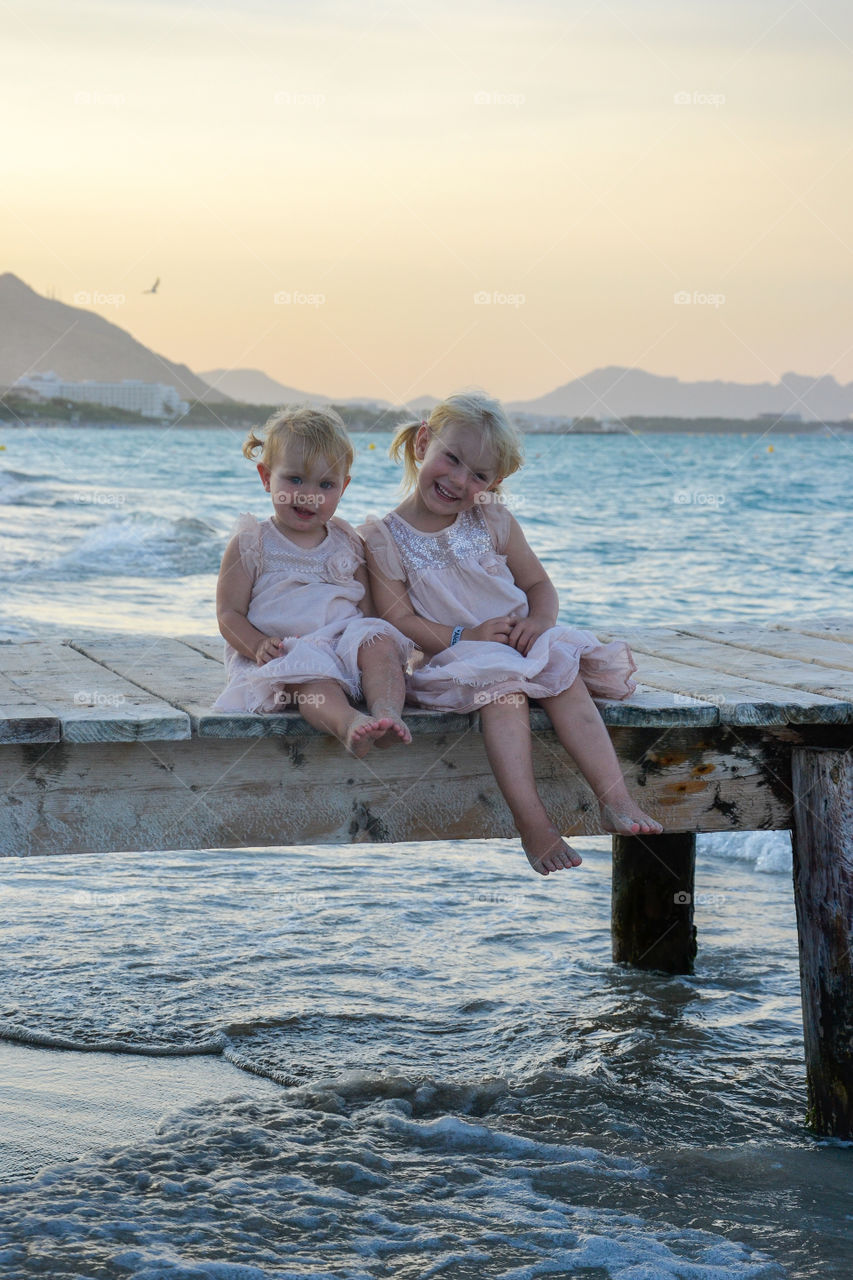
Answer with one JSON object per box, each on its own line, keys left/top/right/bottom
{"left": 2, "top": 619, "right": 852, "bottom": 1137}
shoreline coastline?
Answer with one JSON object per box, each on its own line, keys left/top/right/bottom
{"left": 0, "top": 1038, "right": 280, "bottom": 1185}
{"left": 2, "top": 419, "right": 851, "bottom": 435}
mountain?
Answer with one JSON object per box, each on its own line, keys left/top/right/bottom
{"left": 0, "top": 273, "right": 225, "bottom": 402}
{"left": 5, "top": 272, "right": 849, "bottom": 422}
{"left": 510, "top": 366, "right": 853, "bottom": 422}
{"left": 199, "top": 367, "right": 329, "bottom": 406}
{"left": 198, "top": 369, "right": 444, "bottom": 415}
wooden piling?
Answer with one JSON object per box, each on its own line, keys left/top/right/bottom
{"left": 611, "top": 833, "right": 698, "bottom": 974}
{"left": 791, "top": 746, "right": 853, "bottom": 1138}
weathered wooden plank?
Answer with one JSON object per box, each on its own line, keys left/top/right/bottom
{"left": 0, "top": 672, "right": 61, "bottom": 744}
{"left": 177, "top": 633, "right": 225, "bottom": 663}
{"left": 599, "top": 636, "right": 843, "bottom": 726}
{"left": 791, "top": 747, "right": 853, "bottom": 1139}
{"left": 0, "top": 725, "right": 798, "bottom": 856}
{"left": 2, "top": 643, "right": 190, "bottom": 742}
{"left": 611, "top": 833, "right": 697, "bottom": 973}
{"left": 529, "top": 687, "right": 719, "bottom": 729}
{"left": 69, "top": 636, "right": 228, "bottom": 730}
{"left": 612, "top": 629, "right": 853, "bottom": 722}
{"left": 771, "top": 619, "right": 853, "bottom": 646}
{"left": 679, "top": 623, "right": 853, "bottom": 673}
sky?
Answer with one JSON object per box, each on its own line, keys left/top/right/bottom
{"left": 3, "top": 0, "right": 853, "bottom": 402}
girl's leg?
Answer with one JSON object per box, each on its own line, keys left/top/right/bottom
{"left": 284, "top": 679, "right": 396, "bottom": 758}
{"left": 538, "top": 678, "right": 662, "bottom": 835}
{"left": 479, "top": 693, "right": 582, "bottom": 875}
{"left": 357, "top": 635, "right": 411, "bottom": 747}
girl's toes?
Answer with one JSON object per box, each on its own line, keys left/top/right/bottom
{"left": 346, "top": 716, "right": 383, "bottom": 757}
{"left": 600, "top": 802, "right": 661, "bottom": 837}
{"left": 372, "top": 716, "right": 411, "bottom": 749}
{"left": 523, "top": 833, "right": 582, "bottom": 875}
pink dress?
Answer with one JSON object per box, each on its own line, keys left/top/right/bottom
{"left": 214, "top": 513, "right": 411, "bottom": 714}
{"left": 359, "top": 503, "right": 637, "bottom": 713}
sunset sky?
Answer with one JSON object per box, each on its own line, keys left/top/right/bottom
{"left": 4, "top": 0, "right": 853, "bottom": 402}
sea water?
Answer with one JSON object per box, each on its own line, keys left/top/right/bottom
{"left": 0, "top": 425, "right": 852, "bottom": 1278}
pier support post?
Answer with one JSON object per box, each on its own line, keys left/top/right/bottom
{"left": 611, "top": 833, "right": 697, "bottom": 973}
{"left": 791, "top": 747, "right": 853, "bottom": 1139}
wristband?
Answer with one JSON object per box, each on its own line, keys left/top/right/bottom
{"left": 450, "top": 626, "right": 464, "bottom": 646}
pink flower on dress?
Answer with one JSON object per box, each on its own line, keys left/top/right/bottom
{"left": 325, "top": 549, "right": 359, "bottom": 583}
{"left": 480, "top": 552, "right": 507, "bottom": 576}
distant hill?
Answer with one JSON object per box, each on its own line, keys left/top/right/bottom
{"left": 510, "top": 366, "right": 853, "bottom": 422}
{"left": 404, "top": 394, "right": 441, "bottom": 413}
{"left": 0, "top": 273, "right": 223, "bottom": 402}
{"left": 199, "top": 367, "right": 329, "bottom": 406}
{"left": 198, "top": 368, "right": 443, "bottom": 416}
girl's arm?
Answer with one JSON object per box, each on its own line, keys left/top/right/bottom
{"left": 354, "top": 562, "right": 378, "bottom": 617}
{"left": 502, "top": 512, "right": 560, "bottom": 656}
{"left": 364, "top": 547, "right": 514, "bottom": 657}
{"left": 216, "top": 537, "right": 283, "bottom": 665}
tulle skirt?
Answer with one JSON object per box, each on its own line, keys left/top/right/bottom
{"left": 406, "top": 626, "right": 637, "bottom": 712}
{"left": 214, "top": 617, "right": 412, "bottom": 714}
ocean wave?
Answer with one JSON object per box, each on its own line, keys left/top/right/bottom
{"left": 0, "top": 465, "right": 54, "bottom": 507}
{"left": 0, "top": 1089, "right": 785, "bottom": 1280}
{"left": 0, "top": 1019, "right": 225, "bottom": 1057}
{"left": 0, "top": 465, "right": 49, "bottom": 487}
{"left": 22, "top": 511, "right": 223, "bottom": 578}
{"left": 698, "top": 830, "right": 792, "bottom": 875}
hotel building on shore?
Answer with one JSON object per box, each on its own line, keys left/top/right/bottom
{"left": 12, "top": 372, "right": 189, "bottom": 419}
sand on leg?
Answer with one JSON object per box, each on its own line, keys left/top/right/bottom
{"left": 538, "top": 677, "right": 662, "bottom": 835}
{"left": 479, "top": 692, "right": 582, "bottom": 875}
{"left": 357, "top": 635, "right": 411, "bottom": 748}
{"left": 284, "top": 679, "right": 392, "bottom": 758}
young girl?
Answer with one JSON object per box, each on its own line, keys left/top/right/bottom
{"left": 360, "top": 391, "right": 662, "bottom": 873}
{"left": 214, "top": 405, "right": 412, "bottom": 757}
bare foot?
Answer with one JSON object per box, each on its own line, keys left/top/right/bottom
{"left": 599, "top": 798, "right": 663, "bottom": 836}
{"left": 370, "top": 712, "right": 412, "bottom": 749}
{"left": 344, "top": 713, "right": 391, "bottom": 758}
{"left": 519, "top": 817, "right": 583, "bottom": 876}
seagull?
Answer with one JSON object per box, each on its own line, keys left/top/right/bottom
{"left": 143, "top": 277, "right": 160, "bottom": 294}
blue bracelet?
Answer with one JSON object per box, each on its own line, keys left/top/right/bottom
{"left": 450, "top": 626, "right": 464, "bottom": 646}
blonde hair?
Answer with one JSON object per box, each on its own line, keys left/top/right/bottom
{"left": 243, "top": 405, "right": 354, "bottom": 476}
{"left": 390, "top": 391, "right": 523, "bottom": 493}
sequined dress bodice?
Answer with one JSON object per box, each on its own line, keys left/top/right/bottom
{"left": 371, "top": 505, "right": 530, "bottom": 628}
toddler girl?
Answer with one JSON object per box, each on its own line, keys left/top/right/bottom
{"left": 215, "top": 406, "right": 412, "bottom": 757}
{"left": 360, "top": 392, "right": 662, "bottom": 872}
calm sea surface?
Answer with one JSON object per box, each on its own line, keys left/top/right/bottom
{"left": 0, "top": 426, "right": 852, "bottom": 1278}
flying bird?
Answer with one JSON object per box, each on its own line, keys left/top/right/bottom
{"left": 143, "top": 277, "right": 160, "bottom": 294}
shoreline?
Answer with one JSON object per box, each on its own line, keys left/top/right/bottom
{"left": 2, "top": 419, "right": 851, "bottom": 435}
{"left": 0, "top": 1038, "right": 280, "bottom": 1184}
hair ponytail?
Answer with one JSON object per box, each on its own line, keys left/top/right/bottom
{"left": 242, "top": 429, "right": 266, "bottom": 461}
{"left": 389, "top": 419, "right": 423, "bottom": 491}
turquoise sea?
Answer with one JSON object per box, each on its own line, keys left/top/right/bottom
{"left": 0, "top": 425, "right": 851, "bottom": 1279}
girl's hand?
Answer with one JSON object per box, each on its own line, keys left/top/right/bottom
{"left": 462, "top": 615, "right": 515, "bottom": 645}
{"left": 255, "top": 636, "right": 284, "bottom": 665}
{"left": 508, "top": 615, "right": 551, "bottom": 657}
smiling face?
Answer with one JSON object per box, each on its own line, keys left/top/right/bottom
{"left": 258, "top": 439, "right": 350, "bottom": 547}
{"left": 411, "top": 423, "right": 501, "bottom": 524}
